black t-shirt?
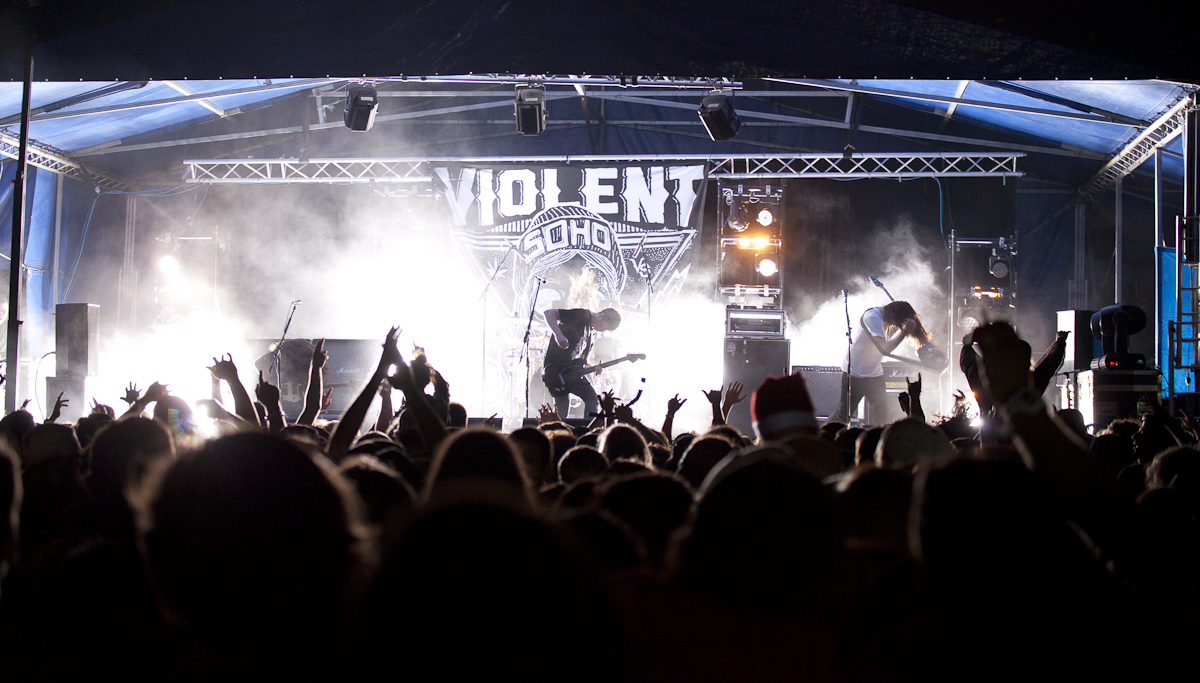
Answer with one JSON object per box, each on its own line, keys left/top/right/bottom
{"left": 544, "top": 308, "right": 592, "bottom": 368}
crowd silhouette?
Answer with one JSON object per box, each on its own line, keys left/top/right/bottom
{"left": 0, "top": 320, "right": 1197, "bottom": 681}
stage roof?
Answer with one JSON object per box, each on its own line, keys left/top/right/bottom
{"left": 0, "top": 1, "right": 1195, "bottom": 201}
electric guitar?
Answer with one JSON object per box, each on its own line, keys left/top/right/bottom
{"left": 542, "top": 353, "right": 647, "bottom": 398}
{"left": 868, "top": 276, "right": 948, "bottom": 370}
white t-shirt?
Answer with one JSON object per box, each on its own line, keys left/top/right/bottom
{"left": 843, "top": 306, "right": 887, "bottom": 377}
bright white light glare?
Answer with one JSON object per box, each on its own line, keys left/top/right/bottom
{"left": 971, "top": 416, "right": 982, "bottom": 427}
{"left": 159, "top": 255, "right": 180, "bottom": 273}
{"left": 756, "top": 208, "right": 774, "bottom": 226}
{"left": 737, "top": 236, "right": 769, "bottom": 250}
{"left": 756, "top": 258, "right": 778, "bottom": 277}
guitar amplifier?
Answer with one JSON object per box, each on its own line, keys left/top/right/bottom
{"left": 791, "top": 365, "right": 842, "bottom": 418}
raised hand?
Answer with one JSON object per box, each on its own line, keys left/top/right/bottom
{"left": 207, "top": 353, "right": 240, "bottom": 382}
{"left": 724, "top": 381, "right": 747, "bottom": 407}
{"left": 121, "top": 382, "right": 140, "bottom": 405}
{"left": 380, "top": 326, "right": 402, "bottom": 370}
{"left": 537, "top": 403, "right": 560, "bottom": 424}
{"left": 46, "top": 391, "right": 68, "bottom": 423}
{"left": 90, "top": 397, "right": 115, "bottom": 419}
{"left": 255, "top": 370, "right": 281, "bottom": 406}
{"left": 897, "top": 391, "right": 911, "bottom": 415}
{"left": 599, "top": 389, "right": 617, "bottom": 416}
{"left": 703, "top": 388, "right": 722, "bottom": 405}
{"left": 320, "top": 386, "right": 333, "bottom": 411}
{"left": 667, "top": 393, "right": 687, "bottom": 414}
{"left": 613, "top": 403, "right": 635, "bottom": 423}
{"left": 312, "top": 338, "right": 328, "bottom": 369}
{"left": 906, "top": 373, "right": 922, "bottom": 399}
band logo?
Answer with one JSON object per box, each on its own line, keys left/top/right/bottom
{"left": 435, "top": 163, "right": 705, "bottom": 316}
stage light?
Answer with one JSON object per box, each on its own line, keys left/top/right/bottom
{"left": 989, "top": 250, "right": 1011, "bottom": 278}
{"left": 756, "top": 258, "right": 778, "bottom": 277}
{"left": 158, "top": 254, "right": 180, "bottom": 274}
{"left": 736, "top": 236, "right": 770, "bottom": 250}
{"left": 343, "top": 83, "right": 379, "bottom": 132}
{"left": 756, "top": 208, "right": 774, "bottom": 226}
{"left": 515, "top": 86, "right": 547, "bottom": 135}
{"left": 698, "top": 94, "right": 740, "bottom": 141}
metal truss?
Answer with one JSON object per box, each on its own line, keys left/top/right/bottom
{"left": 185, "top": 153, "right": 1021, "bottom": 184}
{"left": 0, "top": 131, "right": 128, "bottom": 189}
{"left": 1077, "top": 94, "right": 1195, "bottom": 203}
{"left": 706, "top": 153, "right": 1020, "bottom": 178}
{"left": 184, "top": 158, "right": 431, "bottom": 184}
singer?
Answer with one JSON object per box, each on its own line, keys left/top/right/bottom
{"left": 827, "top": 300, "right": 931, "bottom": 425}
{"left": 541, "top": 307, "right": 622, "bottom": 419}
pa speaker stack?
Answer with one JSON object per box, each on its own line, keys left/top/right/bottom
{"left": 47, "top": 303, "right": 99, "bottom": 424}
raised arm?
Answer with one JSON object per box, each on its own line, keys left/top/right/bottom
{"left": 255, "top": 371, "right": 285, "bottom": 435}
{"left": 375, "top": 382, "right": 394, "bottom": 433}
{"left": 208, "top": 354, "right": 259, "bottom": 426}
{"left": 704, "top": 388, "right": 725, "bottom": 426}
{"left": 329, "top": 327, "right": 400, "bottom": 464}
{"left": 389, "top": 351, "right": 448, "bottom": 454}
{"left": 662, "top": 393, "right": 686, "bottom": 441}
{"left": 298, "top": 338, "right": 327, "bottom": 426}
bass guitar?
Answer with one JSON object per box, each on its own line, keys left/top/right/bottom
{"left": 542, "top": 353, "right": 647, "bottom": 398}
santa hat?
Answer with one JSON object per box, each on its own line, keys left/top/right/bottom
{"left": 751, "top": 371, "right": 819, "bottom": 440}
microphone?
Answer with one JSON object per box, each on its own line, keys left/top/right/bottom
{"left": 534, "top": 276, "right": 548, "bottom": 283}
{"left": 841, "top": 289, "right": 849, "bottom": 298}
{"left": 291, "top": 299, "right": 302, "bottom": 305}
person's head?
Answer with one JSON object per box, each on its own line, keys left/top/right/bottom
{"left": 671, "top": 447, "right": 841, "bottom": 610}
{"left": 676, "top": 435, "right": 735, "bottom": 490}
{"left": 136, "top": 432, "right": 371, "bottom": 661}
{"left": 558, "top": 445, "right": 608, "bottom": 485}
{"left": 855, "top": 427, "right": 885, "bottom": 467}
{"left": 338, "top": 456, "right": 416, "bottom": 524}
{"left": 592, "top": 308, "right": 622, "bottom": 332}
{"left": 88, "top": 417, "right": 175, "bottom": 503}
{"left": 750, "top": 372, "right": 819, "bottom": 442}
{"left": 598, "top": 424, "right": 648, "bottom": 465}
{"left": 882, "top": 300, "right": 933, "bottom": 344}
{"left": 446, "top": 402, "right": 468, "bottom": 428}
{"left": 423, "top": 428, "right": 531, "bottom": 506}
{"left": 875, "top": 418, "right": 954, "bottom": 469}
{"left": 509, "top": 427, "right": 553, "bottom": 485}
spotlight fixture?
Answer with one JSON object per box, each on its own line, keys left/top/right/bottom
{"left": 756, "top": 208, "right": 774, "bottom": 226}
{"left": 989, "top": 249, "right": 1011, "bottom": 279}
{"left": 343, "top": 83, "right": 379, "bottom": 132}
{"left": 698, "top": 94, "right": 740, "bottom": 141}
{"left": 515, "top": 86, "right": 547, "bottom": 135}
{"left": 756, "top": 258, "right": 778, "bottom": 277}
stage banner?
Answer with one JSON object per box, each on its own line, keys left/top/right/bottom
{"left": 434, "top": 161, "right": 705, "bottom": 317}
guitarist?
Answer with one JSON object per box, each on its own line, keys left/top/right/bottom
{"left": 543, "top": 307, "right": 622, "bottom": 419}
{"left": 829, "top": 300, "right": 932, "bottom": 425}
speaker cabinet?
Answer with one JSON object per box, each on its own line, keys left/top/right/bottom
{"left": 55, "top": 303, "right": 99, "bottom": 377}
{"left": 791, "top": 365, "right": 842, "bottom": 418}
{"left": 1058, "top": 309, "right": 1101, "bottom": 373}
{"left": 723, "top": 337, "right": 790, "bottom": 437}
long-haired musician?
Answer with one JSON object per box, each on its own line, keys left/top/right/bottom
{"left": 828, "top": 300, "right": 932, "bottom": 425}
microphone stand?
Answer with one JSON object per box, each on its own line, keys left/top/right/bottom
{"left": 520, "top": 277, "right": 546, "bottom": 420}
{"left": 843, "top": 289, "right": 853, "bottom": 425}
{"left": 269, "top": 300, "right": 301, "bottom": 389}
